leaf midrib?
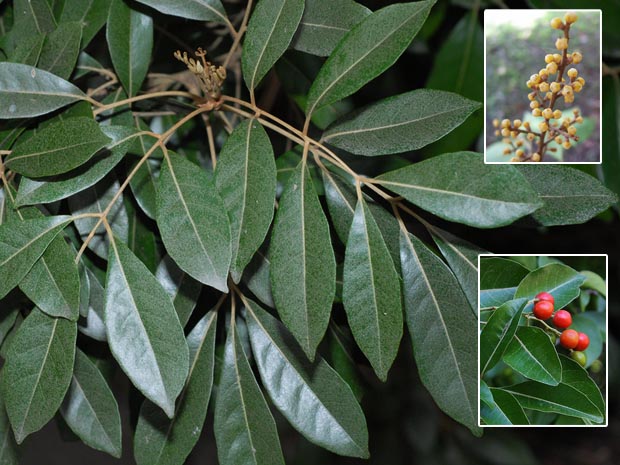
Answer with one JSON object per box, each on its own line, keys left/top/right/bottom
{"left": 249, "top": 2, "right": 287, "bottom": 91}
{"left": 512, "top": 335, "right": 558, "bottom": 382}
{"left": 0, "top": 220, "right": 65, "bottom": 268}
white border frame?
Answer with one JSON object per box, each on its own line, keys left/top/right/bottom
{"left": 483, "top": 9, "right": 603, "bottom": 164}
{"left": 477, "top": 253, "right": 609, "bottom": 428}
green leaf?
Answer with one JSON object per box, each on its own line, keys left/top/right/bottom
{"left": 134, "top": 311, "right": 217, "bottom": 465}
{"left": 570, "top": 314, "right": 603, "bottom": 369}
{"left": 155, "top": 255, "right": 202, "bottom": 328}
{"left": 306, "top": 1, "right": 434, "bottom": 115}
{"left": 428, "top": 226, "right": 485, "bottom": 313}
{"left": 479, "top": 257, "right": 530, "bottom": 308}
{"left": 38, "top": 21, "right": 82, "bottom": 79}
{"left": 215, "top": 119, "right": 276, "bottom": 282}
{"left": 1, "top": 310, "right": 77, "bottom": 443}
{"left": 245, "top": 299, "right": 369, "bottom": 458}
{"left": 485, "top": 388, "right": 530, "bottom": 425}
{"left": 480, "top": 298, "right": 526, "bottom": 375}
{"left": 503, "top": 327, "right": 562, "bottom": 386}
{"left": 135, "top": 0, "right": 228, "bottom": 23}
{"left": 15, "top": 125, "right": 138, "bottom": 206}
{"left": 129, "top": 158, "right": 160, "bottom": 219}
{"left": 0, "top": 215, "right": 70, "bottom": 299}
{"left": 105, "top": 236, "right": 189, "bottom": 418}
{"left": 343, "top": 198, "right": 402, "bottom": 381}
{"left": 10, "top": 33, "right": 46, "bottom": 66}
{"left": 504, "top": 355, "right": 605, "bottom": 423}
{"left": 6, "top": 117, "right": 110, "bottom": 178}
{"left": 0, "top": 395, "right": 19, "bottom": 465}
{"left": 107, "top": 0, "right": 153, "bottom": 96}
{"left": 581, "top": 270, "right": 606, "bottom": 296}
{"left": 156, "top": 152, "right": 232, "bottom": 292}
{"left": 78, "top": 268, "right": 106, "bottom": 341}
{"left": 60, "top": 0, "right": 111, "bottom": 47}
{"left": 11, "top": 0, "right": 56, "bottom": 37}
{"left": 60, "top": 349, "right": 122, "bottom": 458}
{"left": 515, "top": 263, "right": 586, "bottom": 312}
{"left": 376, "top": 152, "right": 542, "bottom": 228}
{"left": 327, "top": 325, "right": 364, "bottom": 401}
{"left": 242, "top": 0, "right": 304, "bottom": 91}
{"left": 270, "top": 161, "right": 336, "bottom": 359}
{"left": 291, "top": 0, "right": 370, "bottom": 57}
{"left": 399, "top": 230, "right": 480, "bottom": 436}
{"left": 0, "top": 63, "right": 86, "bottom": 119}
{"left": 602, "top": 75, "right": 620, "bottom": 199}
{"left": 323, "top": 90, "right": 480, "bottom": 156}
{"left": 242, "top": 249, "right": 274, "bottom": 308}
{"left": 214, "top": 317, "right": 285, "bottom": 465}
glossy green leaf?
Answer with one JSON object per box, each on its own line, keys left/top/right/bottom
{"left": 270, "top": 161, "right": 336, "bottom": 359}
{"left": 107, "top": 0, "right": 153, "bottom": 96}
{"left": 6, "top": 117, "right": 111, "bottom": 178}
{"left": 134, "top": 311, "right": 217, "bottom": 465}
{"left": 503, "top": 327, "right": 561, "bottom": 386}
{"left": 11, "top": 0, "right": 56, "bottom": 37}
{"left": 504, "top": 356, "right": 605, "bottom": 423}
{"left": 105, "top": 236, "right": 189, "bottom": 418}
{"left": 242, "top": 0, "right": 304, "bottom": 90}
{"left": 155, "top": 255, "right": 202, "bottom": 328}
{"left": 156, "top": 151, "right": 232, "bottom": 292}
{"left": 0, "top": 395, "right": 19, "bottom": 465}
{"left": 60, "top": 0, "right": 111, "bottom": 47}
{"left": 10, "top": 33, "right": 46, "bottom": 66}
{"left": 480, "top": 298, "right": 526, "bottom": 375}
{"left": 0, "top": 215, "right": 70, "bottom": 299}
{"left": 306, "top": 1, "right": 434, "bottom": 115}
{"left": 328, "top": 325, "right": 364, "bottom": 401}
{"left": 215, "top": 119, "right": 276, "bottom": 282}
{"left": 602, "top": 75, "right": 620, "bottom": 199}
{"left": 515, "top": 263, "right": 586, "bottom": 312}
{"left": 570, "top": 315, "right": 603, "bottom": 369}
{"left": 291, "top": 0, "right": 370, "bottom": 57}
{"left": 214, "top": 317, "right": 285, "bottom": 465}
{"left": 15, "top": 126, "right": 138, "bottom": 207}
{"left": 129, "top": 158, "right": 160, "bottom": 219}
{"left": 485, "top": 388, "right": 529, "bottom": 426}
{"left": 135, "top": 0, "right": 227, "bottom": 23}
{"left": 78, "top": 268, "right": 106, "bottom": 341}
{"left": 0, "top": 63, "right": 86, "bottom": 119}
{"left": 518, "top": 165, "right": 617, "bottom": 226}
{"left": 245, "top": 299, "right": 369, "bottom": 458}
{"left": 1, "top": 310, "right": 77, "bottom": 443}
{"left": 479, "top": 257, "right": 529, "bottom": 308}
{"left": 60, "top": 349, "right": 122, "bottom": 458}
{"left": 400, "top": 230, "right": 480, "bottom": 436}
{"left": 428, "top": 226, "right": 485, "bottom": 313}
{"left": 243, "top": 249, "right": 275, "bottom": 308}
{"left": 38, "top": 21, "right": 82, "bottom": 79}
{"left": 376, "top": 152, "right": 542, "bottom": 228}
{"left": 580, "top": 270, "right": 606, "bottom": 296}
{"left": 323, "top": 90, "right": 480, "bottom": 156}
{"left": 343, "top": 198, "right": 402, "bottom": 381}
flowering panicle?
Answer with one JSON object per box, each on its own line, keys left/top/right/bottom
{"left": 174, "top": 47, "right": 226, "bottom": 107}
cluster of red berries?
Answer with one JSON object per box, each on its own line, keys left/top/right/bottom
{"left": 533, "top": 292, "right": 590, "bottom": 366}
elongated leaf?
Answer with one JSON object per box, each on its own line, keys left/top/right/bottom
{"left": 0, "top": 215, "right": 70, "bottom": 299}
{"left": 215, "top": 120, "right": 276, "bottom": 282}
{"left": 135, "top": 0, "right": 227, "bottom": 23}
{"left": 323, "top": 90, "right": 480, "bottom": 156}
{"left": 214, "top": 317, "right": 285, "bottom": 465}
{"left": 376, "top": 152, "right": 542, "bottom": 228}
{"left": 518, "top": 165, "right": 617, "bottom": 226}
{"left": 343, "top": 198, "right": 402, "bottom": 381}
{"left": 504, "top": 356, "right": 605, "bottom": 423}
{"left": 60, "top": 0, "right": 111, "bottom": 47}
{"left": 243, "top": 249, "right": 275, "bottom": 308}
{"left": 156, "top": 255, "right": 202, "bottom": 328}
{"left": 0, "top": 63, "right": 86, "bottom": 118}
{"left": 157, "top": 152, "right": 231, "bottom": 292}
{"left": 245, "top": 299, "right": 369, "bottom": 458}
{"left": 479, "top": 258, "right": 530, "bottom": 308}
{"left": 11, "top": 0, "right": 56, "bottom": 37}
{"left": 242, "top": 0, "right": 304, "bottom": 90}
{"left": 0, "top": 395, "right": 19, "bottom": 465}
{"left": 6, "top": 117, "right": 110, "bottom": 178}
{"left": 1, "top": 310, "right": 77, "bottom": 443}
{"left": 399, "top": 230, "right": 480, "bottom": 435}
{"left": 480, "top": 298, "right": 526, "bottom": 375}
{"left": 38, "top": 21, "right": 82, "bottom": 79}
{"left": 10, "top": 33, "right": 46, "bottom": 66}
{"left": 483, "top": 388, "right": 530, "bottom": 425}
{"left": 134, "top": 311, "right": 217, "bottom": 465}
{"left": 602, "top": 75, "right": 620, "bottom": 199}
{"left": 291, "top": 0, "right": 370, "bottom": 57}
{"left": 503, "top": 327, "right": 561, "bottom": 386}
{"left": 60, "top": 349, "right": 122, "bottom": 457}
{"left": 428, "top": 226, "right": 485, "bottom": 312}
{"left": 105, "top": 236, "right": 189, "bottom": 418}
{"left": 306, "top": 1, "right": 434, "bottom": 115}
{"left": 270, "top": 161, "right": 336, "bottom": 359}
{"left": 129, "top": 158, "right": 160, "bottom": 219}
{"left": 515, "top": 263, "right": 586, "bottom": 312}
{"left": 15, "top": 126, "right": 138, "bottom": 206}
{"left": 107, "top": 0, "right": 153, "bottom": 96}
{"left": 78, "top": 268, "right": 106, "bottom": 341}
{"left": 570, "top": 314, "right": 604, "bottom": 369}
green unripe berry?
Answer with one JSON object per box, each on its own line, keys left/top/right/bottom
{"left": 570, "top": 351, "right": 587, "bottom": 367}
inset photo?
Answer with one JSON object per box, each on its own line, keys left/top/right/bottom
{"left": 484, "top": 9, "right": 602, "bottom": 163}
{"left": 478, "top": 255, "right": 607, "bottom": 427}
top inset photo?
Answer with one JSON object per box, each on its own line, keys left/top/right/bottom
{"left": 484, "top": 9, "right": 602, "bottom": 164}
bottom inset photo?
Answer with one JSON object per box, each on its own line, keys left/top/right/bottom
{"left": 478, "top": 255, "right": 607, "bottom": 427}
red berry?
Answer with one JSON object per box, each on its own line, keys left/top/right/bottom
{"left": 560, "top": 329, "right": 579, "bottom": 349}
{"left": 535, "top": 292, "right": 555, "bottom": 305}
{"left": 533, "top": 300, "right": 554, "bottom": 320}
{"left": 575, "top": 332, "right": 590, "bottom": 351}
{"left": 552, "top": 310, "right": 572, "bottom": 329}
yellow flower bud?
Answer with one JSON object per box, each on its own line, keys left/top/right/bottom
{"left": 545, "top": 54, "right": 554, "bottom": 64}
{"left": 573, "top": 81, "right": 583, "bottom": 92}
{"left": 572, "top": 52, "right": 583, "bottom": 64}
{"left": 527, "top": 132, "right": 535, "bottom": 141}
{"left": 501, "top": 119, "right": 511, "bottom": 128}
{"left": 501, "top": 128, "right": 510, "bottom": 137}
{"left": 539, "top": 121, "right": 549, "bottom": 132}
{"left": 539, "top": 82, "right": 550, "bottom": 92}
{"left": 576, "top": 116, "right": 584, "bottom": 123}
{"left": 513, "top": 119, "right": 522, "bottom": 128}
{"left": 546, "top": 62, "right": 558, "bottom": 74}
{"left": 528, "top": 92, "right": 537, "bottom": 101}
{"left": 553, "top": 110, "right": 562, "bottom": 119}
{"left": 494, "top": 129, "right": 500, "bottom": 136}
{"left": 567, "top": 125, "right": 577, "bottom": 136}
{"left": 563, "top": 140, "right": 571, "bottom": 149}
{"left": 532, "top": 108, "right": 542, "bottom": 117}
{"left": 493, "top": 118, "right": 500, "bottom": 127}
{"left": 523, "top": 121, "right": 531, "bottom": 130}
{"left": 530, "top": 100, "right": 540, "bottom": 109}
{"left": 550, "top": 82, "right": 561, "bottom": 93}
{"left": 539, "top": 69, "right": 549, "bottom": 80}
{"left": 564, "top": 11, "right": 578, "bottom": 24}
{"left": 503, "top": 148, "right": 512, "bottom": 155}
{"left": 550, "top": 17, "right": 564, "bottom": 29}
{"left": 530, "top": 74, "right": 541, "bottom": 84}
{"left": 567, "top": 68, "right": 578, "bottom": 79}
{"left": 542, "top": 108, "right": 553, "bottom": 120}
{"left": 516, "top": 139, "right": 524, "bottom": 147}
{"left": 555, "top": 135, "right": 563, "bottom": 144}
{"left": 556, "top": 38, "right": 568, "bottom": 50}
{"left": 510, "top": 157, "right": 519, "bottom": 162}
{"left": 577, "top": 77, "right": 585, "bottom": 86}
{"left": 532, "top": 153, "right": 541, "bottom": 162}
{"left": 516, "top": 149, "right": 524, "bottom": 157}
{"left": 553, "top": 54, "right": 563, "bottom": 64}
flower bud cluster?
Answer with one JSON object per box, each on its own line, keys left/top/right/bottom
{"left": 174, "top": 48, "right": 227, "bottom": 101}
